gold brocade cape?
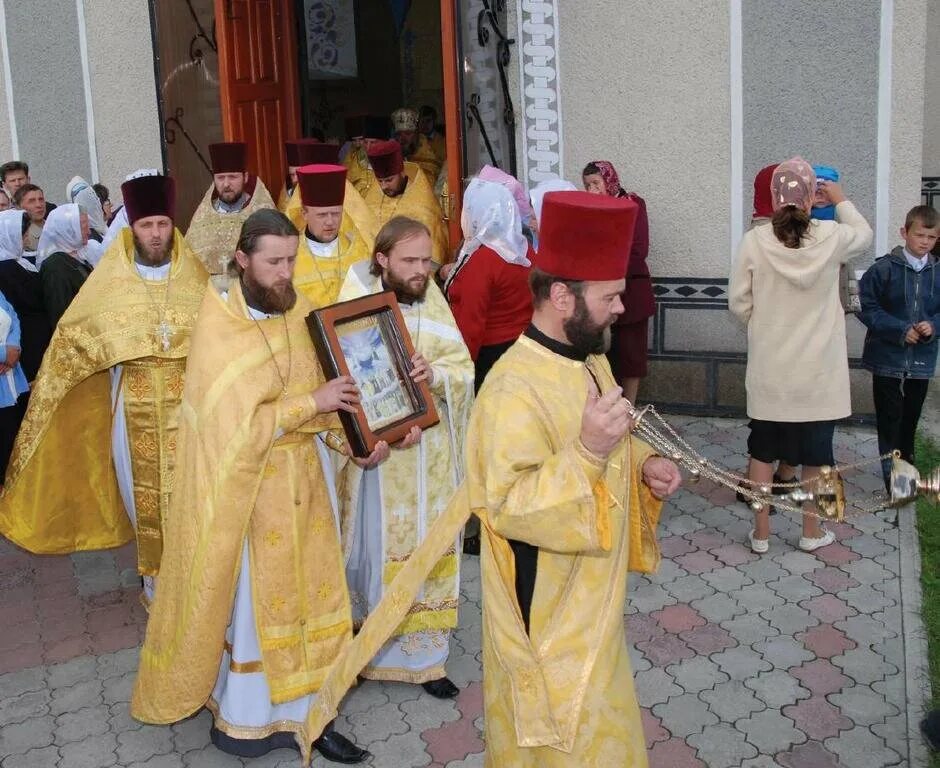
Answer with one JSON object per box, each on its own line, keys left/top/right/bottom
{"left": 0, "top": 229, "right": 208, "bottom": 555}
{"left": 132, "top": 286, "right": 348, "bottom": 725}
{"left": 185, "top": 177, "right": 276, "bottom": 276}
{"left": 276, "top": 184, "right": 291, "bottom": 214}
{"left": 362, "top": 161, "right": 450, "bottom": 265}
{"left": 295, "top": 337, "right": 663, "bottom": 765}
{"left": 284, "top": 180, "right": 379, "bottom": 245}
{"left": 337, "top": 264, "right": 474, "bottom": 662}
{"left": 406, "top": 134, "right": 444, "bottom": 186}
{"left": 343, "top": 149, "right": 376, "bottom": 198}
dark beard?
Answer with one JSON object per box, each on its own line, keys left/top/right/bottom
{"left": 241, "top": 272, "right": 297, "bottom": 314}
{"left": 384, "top": 269, "right": 428, "bottom": 304}
{"left": 563, "top": 293, "right": 612, "bottom": 356}
{"left": 133, "top": 234, "right": 172, "bottom": 266}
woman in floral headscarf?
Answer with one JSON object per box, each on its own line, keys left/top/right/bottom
{"left": 729, "top": 157, "right": 872, "bottom": 555}
{"left": 582, "top": 160, "right": 654, "bottom": 405}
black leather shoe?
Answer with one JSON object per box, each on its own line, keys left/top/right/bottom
{"left": 313, "top": 727, "right": 371, "bottom": 764}
{"left": 462, "top": 535, "right": 480, "bottom": 555}
{"left": 422, "top": 676, "right": 459, "bottom": 699}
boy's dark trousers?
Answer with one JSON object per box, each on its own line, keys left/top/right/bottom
{"left": 872, "top": 374, "right": 930, "bottom": 490}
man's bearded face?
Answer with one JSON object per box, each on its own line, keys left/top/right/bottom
{"left": 132, "top": 216, "right": 174, "bottom": 265}
{"left": 240, "top": 234, "right": 299, "bottom": 314}
{"left": 214, "top": 172, "right": 247, "bottom": 205}
{"left": 562, "top": 282, "right": 625, "bottom": 357}
{"left": 379, "top": 232, "right": 432, "bottom": 304}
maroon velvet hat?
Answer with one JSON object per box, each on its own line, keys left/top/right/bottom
{"left": 120, "top": 175, "right": 176, "bottom": 224}
{"left": 208, "top": 142, "right": 247, "bottom": 174}
{"left": 367, "top": 140, "right": 404, "bottom": 179}
{"left": 284, "top": 139, "right": 338, "bottom": 167}
{"left": 534, "top": 191, "right": 637, "bottom": 281}
{"left": 296, "top": 164, "right": 347, "bottom": 207}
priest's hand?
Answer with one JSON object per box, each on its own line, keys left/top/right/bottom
{"left": 410, "top": 353, "right": 434, "bottom": 385}
{"left": 313, "top": 376, "right": 360, "bottom": 413}
{"left": 580, "top": 384, "right": 634, "bottom": 458}
{"left": 642, "top": 456, "right": 683, "bottom": 500}
{"left": 352, "top": 440, "right": 390, "bottom": 468}
{"left": 395, "top": 425, "right": 422, "bottom": 450}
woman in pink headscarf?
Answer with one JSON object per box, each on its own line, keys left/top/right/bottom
{"left": 582, "top": 160, "right": 653, "bottom": 405}
{"left": 729, "top": 157, "right": 872, "bottom": 555}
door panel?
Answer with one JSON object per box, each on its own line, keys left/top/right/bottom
{"left": 216, "top": 0, "right": 300, "bottom": 197}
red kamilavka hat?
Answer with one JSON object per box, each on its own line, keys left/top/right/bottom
{"left": 121, "top": 175, "right": 176, "bottom": 224}
{"left": 367, "top": 140, "right": 404, "bottom": 178}
{"left": 208, "top": 142, "right": 247, "bottom": 174}
{"left": 534, "top": 191, "right": 637, "bottom": 281}
{"left": 296, "top": 164, "right": 347, "bottom": 207}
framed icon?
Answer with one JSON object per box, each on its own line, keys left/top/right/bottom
{"left": 307, "top": 291, "right": 439, "bottom": 457}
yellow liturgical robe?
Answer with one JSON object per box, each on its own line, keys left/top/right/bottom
{"left": 406, "top": 134, "right": 444, "bottom": 186}
{"left": 185, "top": 177, "right": 276, "bottom": 283}
{"left": 363, "top": 162, "right": 450, "bottom": 265}
{"left": 0, "top": 229, "right": 208, "bottom": 571}
{"left": 132, "top": 285, "right": 351, "bottom": 731}
{"left": 292, "top": 221, "right": 372, "bottom": 309}
{"left": 336, "top": 263, "right": 474, "bottom": 682}
{"left": 342, "top": 146, "right": 378, "bottom": 198}
{"left": 290, "top": 331, "right": 664, "bottom": 765}
{"left": 276, "top": 183, "right": 292, "bottom": 214}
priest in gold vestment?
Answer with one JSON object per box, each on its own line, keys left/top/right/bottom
{"left": 132, "top": 209, "right": 381, "bottom": 764}
{"left": 468, "top": 191, "right": 681, "bottom": 766}
{"left": 337, "top": 216, "right": 474, "bottom": 696}
{"left": 290, "top": 163, "right": 372, "bottom": 308}
{"left": 391, "top": 108, "right": 444, "bottom": 185}
{"left": 0, "top": 176, "right": 208, "bottom": 601}
{"left": 282, "top": 143, "right": 379, "bottom": 250}
{"left": 276, "top": 138, "right": 322, "bottom": 213}
{"left": 185, "top": 142, "right": 275, "bottom": 290}
{"left": 341, "top": 115, "right": 389, "bottom": 198}
{"left": 365, "top": 140, "right": 449, "bottom": 266}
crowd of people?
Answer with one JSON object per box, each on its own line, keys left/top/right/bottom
{"left": 0, "top": 109, "right": 936, "bottom": 765}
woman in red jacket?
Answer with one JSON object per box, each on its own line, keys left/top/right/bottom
{"left": 583, "top": 160, "right": 654, "bottom": 404}
{"left": 444, "top": 177, "right": 533, "bottom": 392}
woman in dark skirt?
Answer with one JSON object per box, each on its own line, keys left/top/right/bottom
{"left": 729, "top": 158, "right": 873, "bottom": 554}
{"left": 582, "top": 161, "right": 654, "bottom": 405}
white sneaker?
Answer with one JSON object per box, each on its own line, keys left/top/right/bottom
{"left": 748, "top": 530, "right": 769, "bottom": 554}
{"left": 798, "top": 529, "right": 835, "bottom": 552}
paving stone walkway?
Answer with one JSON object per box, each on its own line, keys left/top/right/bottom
{"left": 0, "top": 417, "right": 922, "bottom": 767}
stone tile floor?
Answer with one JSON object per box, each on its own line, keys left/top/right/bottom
{"left": 0, "top": 417, "right": 921, "bottom": 767}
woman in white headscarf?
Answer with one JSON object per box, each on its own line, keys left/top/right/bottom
{"left": 37, "top": 204, "right": 94, "bottom": 327}
{"left": 0, "top": 209, "right": 52, "bottom": 382}
{"left": 528, "top": 177, "right": 577, "bottom": 250}
{"left": 444, "top": 177, "right": 533, "bottom": 391}
{"left": 66, "top": 176, "right": 108, "bottom": 241}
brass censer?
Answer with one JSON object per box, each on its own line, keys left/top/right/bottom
{"left": 628, "top": 404, "right": 939, "bottom": 522}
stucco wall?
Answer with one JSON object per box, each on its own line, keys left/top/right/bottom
{"left": 0, "top": 23, "right": 13, "bottom": 162}
{"left": 556, "top": 0, "right": 731, "bottom": 278}
{"left": 82, "top": 0, "right": 162, "bottom": 204}
{"left": 924, "top": 0, "right": 940, "bottom": 177}
{"left": 4, "top": 0, "right": 90, "bottom": 201}
{"left": 742, "top": 0, "right": 880, "bottom": 241}
{"left": 0, "top": 0, "right": 160, "bottom": 205}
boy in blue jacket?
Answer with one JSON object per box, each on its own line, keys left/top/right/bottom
{"left": 858, "top": 205, "right": 940, "bottom": 490}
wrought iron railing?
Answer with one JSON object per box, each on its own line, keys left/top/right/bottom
{"left": 923, "top": 177, "right": 940, "bottom": 209}
{"left": 466, "top": 0, "right": 517, "bottom": 177}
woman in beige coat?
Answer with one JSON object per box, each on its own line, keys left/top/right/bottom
{"left": 729, "top": 157, "right": 872, "bottom": 554}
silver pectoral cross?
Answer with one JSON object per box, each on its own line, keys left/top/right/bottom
{"left": 157, "top": 320, "right": 172, "bottom": 352}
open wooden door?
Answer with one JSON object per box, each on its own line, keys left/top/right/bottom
{"left": 215, "top": 0, "right": 301, "bottom": 196}
{"left": 440, "top": 0, "right": 463, "bottom": 251}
